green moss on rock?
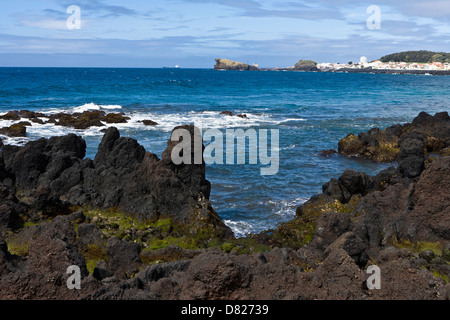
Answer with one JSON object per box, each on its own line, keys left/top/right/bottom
{"left": 256, "top": 194, "right": 359, "bottom": 250}
{"left": 80, "top": 207, "right": 229, "bottom": 253}
{"left": 393, "top": 240, "right": 445, "bottom": 256}
{"left": 82, "top": 243, "right": 109, "bottom": 274}
{"left": 5, "top": 236, "right": 30, "bottom": 256}
{"left": 338, "top": 131, "right": 399, "bottom": 163}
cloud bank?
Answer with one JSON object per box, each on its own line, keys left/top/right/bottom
{"left": 1, "top": 0, "right": 449, "bottom": 67}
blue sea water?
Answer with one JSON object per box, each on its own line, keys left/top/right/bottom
{"left": 1, "top": 68, "right": 449, "bottom": 236}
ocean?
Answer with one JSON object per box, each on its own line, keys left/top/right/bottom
{"left": 1, "top": 67, "right": 449, "bottom": 237}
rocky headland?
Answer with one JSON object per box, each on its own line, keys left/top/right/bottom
{"left": 292, "top": 60, "right": 320, "bottom": 72}
{"left": 0, "top": 111, "right": 449, "bottom": 300}
{"left": 214, "top": 59, "right": 258, "bottom": 71}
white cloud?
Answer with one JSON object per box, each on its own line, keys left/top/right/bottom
{"left": 1, "top": 0, "right": 450, "bottom": 67}
{"left": 400, "top": 0, "right": 450, "bottom": 19}
{"left": 19, "top": 18, "right": 68, "bottom": 30}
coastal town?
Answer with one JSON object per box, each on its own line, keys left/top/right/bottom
{"left": 214, "top": 53, "right": 450, "bottom": 75}
{"left": 318, "top": 56, "right": 450, "bottom": 71}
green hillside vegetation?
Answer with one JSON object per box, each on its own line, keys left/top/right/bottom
{"left": 293, "top": 59, "right": 319, "bottom": 71}
{"left": 380, "top": 50, "right": 450, "bottom": 63}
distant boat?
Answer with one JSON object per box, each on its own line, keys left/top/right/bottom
{"left": 163, "top": 65, "right": 181, "bottom": 69}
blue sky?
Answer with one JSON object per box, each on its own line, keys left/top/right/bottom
{"left": 1, "top": 0, "right": 450, "bottom": 67}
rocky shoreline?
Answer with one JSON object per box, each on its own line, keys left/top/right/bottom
{"left": 213, "top": 58, "right": 450, "bottom": 75}
{"left": 329, "top": 68, "right": 450, "bottom": 76}
{"left": 0, "top": 110, "right": 159, "bottom": 139}
{"left": 0, "top": 111, "right": 449, "bottom": 300}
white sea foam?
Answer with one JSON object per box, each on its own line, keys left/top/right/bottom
{"left": 221, "top": 196, "right": 308, "bottom": 238}
{"left": 277, "top": 118, "right": 307, "bottom": 123}
{"left": 268, "top": 196, "right": 307, "bottom": 218}
{"left": 99, "top": 104, "right": 123, "bottom": 110}
{"left": 72, "top": 103, "right": 122, "bottom": 113}
{"left": 38, "top": 103, "right": 122, "bottom": 115}
{"left": 27, "top": 122, "right": 80, "bottom": 136}
{"left": 0, "top": 105, "right": 302, "bottom": 151}
{"left": 36, "top": 102, "right": 301, "bottom": 133}
{"left": 223, "top": 219, "right": 269, "bottom": 238}
{"left": 117, "top": 110, "right": 286, "bottom": 133}
{"left": 280, "top": 144, "right": 296, "bottom": 151}
{"left": 0, "top": 136, "right": 26, "bottom": 146}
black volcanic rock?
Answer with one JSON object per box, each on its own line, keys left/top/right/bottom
{"left": 337, "top": 112, "right": 450, "bottom": 162}
{"left": 0, "top": 152, "right": 8, "bottom": 183}
{"left": 106, "top": 237, "right": 142, "bottom": 279}
{"left": 101, "top": 113, "right": 129, "bottom": 124}
{"left": 53, "top": 111, "right": 106, "bottom": 129}
{"left": 320, "top": 149, "right": 338, "bottom": 157}
{"left": 78, "top": 125, "right": 220, "bottom": 229}
{"left": 324, "top": 231, "right": 368, "bottom": 268}
{"left": 93, "top": 127, "right": 145, "bottom": 172}
{"left": 3, "top": 135, "right": 85, "bottom": 191}
{"left": 18, "top": 110, "right": 46, "bottom": 119}
{"left": 398, "top": 132, "right": 426, "bottom": 178}
{"left": 28, "top": 215, "right": 89, "bottom": 276}
{"left": 0, "top": 185, "right": 20, "bottom": 232}
{"left": 219, "top": 111, "right": 248, "bottom": 119}
{"left": 0, "top": 111, "right": 20, "bottom": 121}
{"left": 0, "top": 236, "right": 12, "bottom": 276}
{"left": 350, "top": 157, "right": 450, "bottom": 256}
{"left": 338, "top": 169, "right": 370, "bottom": 197}
{"left": 0, "top": 124, "right": 27, "bottom": 137}
{"left": 0, "top": 112, "right": 448, "bottom": 301}
{"left": 0, "top": 126, "right": 232, "bottom": 236}
{"left": 322, "top": 167, "right": 401, "bottom": 205}
{"left": 141, "top": 120, "right": 158, "bottom": 126}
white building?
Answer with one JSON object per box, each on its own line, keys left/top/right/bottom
{"left": 367, "top": 60, "right": 382, "bottom": 69}
{"left": 360, "top": 56, "right": 368, "bottom": 65}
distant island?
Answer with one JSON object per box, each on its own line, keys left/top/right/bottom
{"left": 214, "top": 58, "right": 258, "bottom": 71}
{"left": 215, "top": 50, "right": 450, "bottom": 75}
{"left": 213, "top": 58, "right": 319, "bottom": 71}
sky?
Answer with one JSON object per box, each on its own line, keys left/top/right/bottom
{"left": 0, "top": 0, "right": 450, "bottom": 68}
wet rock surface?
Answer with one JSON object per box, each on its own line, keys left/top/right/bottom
{"left": 0, "top": 124, "right": 27, "bottom": 137}
{"left": 0, "top": 109, "right": 139, "bottom": 133}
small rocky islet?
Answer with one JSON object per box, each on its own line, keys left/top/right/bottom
{"left": 0, "top": 110, "right": 449, "bottom": 300}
